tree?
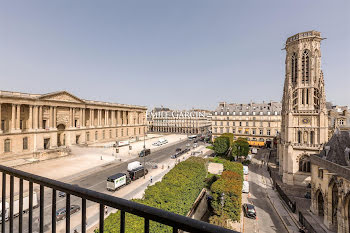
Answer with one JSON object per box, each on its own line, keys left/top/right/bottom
{"left": 221, "top": 133, "right": 234, "bottom": 147}
{"left": 213, "top": 136, "right": 230, "bottom": 155}
{"left": 232, "top": 137, "right": 250, "bottom": 158}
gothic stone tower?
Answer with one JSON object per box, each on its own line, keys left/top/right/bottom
{"left": 278, "top": 30, "right": 328, "bottom": 186}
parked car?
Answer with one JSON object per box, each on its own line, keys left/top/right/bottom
{"left": 243, "top": 166, "right": 249, "bottom": 175}
{"left": 58, "top": 191, "right": 66, "bottom": 198}
{"left": 242, "top": 181, "right": 249, "bottom": 193}
{"left": 56, "top": 205, "right": 81, "bottom": 221}
{"left": 243, "top": 203, "right": 256, "bottom": 219}
{"left": 171, "top": 153, "right": 179, "bottom": 159}
{"left": 152, "top": 142, "right": 160, "bottom": 146}
{"left": 186, "top": 143, "right": 191, "bottom": 147}
{"left": 139, "top": 149, "right": 151, "bottom": 157}
{"left": 176, "top": 148, "right": 182, "bottom": 152}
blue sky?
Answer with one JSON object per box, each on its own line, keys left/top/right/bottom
{"left": 1, "top": 1, "right": 349, "bottom": 110}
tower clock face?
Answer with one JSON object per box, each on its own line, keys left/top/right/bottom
{"left": 302, "top": 118, "right": 310, "bottom": 124}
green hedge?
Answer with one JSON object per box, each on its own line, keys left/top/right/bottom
{"left": 99, "top": 157, "right": 207, "bottom": 233}
{"left": 210, "top": 171, "right": 242, "bottom": 223}
{"left": 223, "top": 160, "right": 243, "bottom": 181}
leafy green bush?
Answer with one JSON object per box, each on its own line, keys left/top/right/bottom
{"left": 210, "top": 171, "right": 242, "bottom": 222}
{"left": 221, "top": 133, "right": 234, "bottom": 146}
{"left": 100, "top": 157, "right": 207, "bottom": 233}
{"left": 206, "top": 145, "right": 214, "bottom": 150}
{"left": 223, "top": 160, "right": 243, "bottom": 181}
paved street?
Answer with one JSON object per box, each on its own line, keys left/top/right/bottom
{"left": 2, "top": 137, "right": 204, "bottom": 232}
{"left": 243, "top": 151, "right": 288, "bottom": 233}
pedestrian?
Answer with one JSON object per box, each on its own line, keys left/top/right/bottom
{"left": 104, "top": 206, "right": 108, "bottom": 215}
{"left": 150, "top": 176, "right": 153, "bottom": 183}
{"left": 74, "top": 229, "right": 78, "bottom": 233}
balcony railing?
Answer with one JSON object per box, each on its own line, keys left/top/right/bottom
{"left": 0, "top": 165, "right": 237, "bottom": 233}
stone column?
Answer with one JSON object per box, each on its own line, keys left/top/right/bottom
{"left": 28, "top": 105, "right": 33, "bottom": 130}
{"left": 98, "top": 109, "right": 101, "bottom": 127}
{"left": 11, "top": 104, "right": 16, "bottom": 131}
{"left": 49, "top": 106, "right": 53, "bottom": 128}
{"left": 16, "top": 104, "right": 21, "bottom": 130}
{"left": 82, "top": 108, "right": 85, "bottom": 127}
{"left": 33, "top": 106, "right": 38, "bottom": 129}
{"left": 38, "top": 106, "right": 43, "bottom": 129}
{"left": 89, "top": 109, "right": 93, "bottom": 127}
{"left": 80, "top": 108, "right": 83, "bottom": 127}
{"left": 53, "top": 107, "right": 57, "bottom": 129}
{"left": 72, "top": 108, "right": 75, "bottom": 127}
{"left": 117, "top": 110, "right": 121, "bottom": 126}
{"left": 0, "top": 103, "right": 2, "bottom": 133}
{"left": 111, "top": 110, "right": 115, "bottom": 126}
{"left": 69, "top": 108, "right": 72, "bottom": 128}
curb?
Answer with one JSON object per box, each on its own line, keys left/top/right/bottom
{"left": 263, "top": 176, "right": 292, "bottom": 233}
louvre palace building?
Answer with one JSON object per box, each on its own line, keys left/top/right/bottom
{"left": 0, "top": 90, "right": 147, "bottom": 159}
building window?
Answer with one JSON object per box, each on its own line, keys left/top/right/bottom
{"left": 1, "top": 120, "right": 4, "bottom": 131}
{"left": 23, "top": 137, "right": 28, "bottom": 150}
{"left": 95, "top": 131, "right": 98, "bottom": 140}
{"left": 109, "top": 130, "right": 112, "bottom": 138}
{"left": 233, "top": 129, "right": 235, "bottom": 134}
{"left": 121, "top": 129, "right": 124, "bottom": 137}
{"left": 268, "top": 122, "right": 271, "bottom": 127}
{"left": 239, "top": 122, "right": 242, "bottom": 127}
{"left": 116, "top": 130, "right": 118, "bottom": 137}
{"left": 214, "top": 128, "right": 217, "bottom": 133}
{"left": 267, "top": 130, "right": 271, "bottom": 136}
{"left": 220, "top": 128, "right": 223, "bottom": 134}
{"left": 4, "top": 139, "right": 10, "bottom": 152}
{"left": 252, "top": 129, "right": 256, "bottom": 135}
{"left": 291, "top": 53, "right": 298, "bottom": 84}
{"left": 260, "top": 122, "right": 263, "bottom": 127}
{"left": 20, "top": 120, "right": 23, "bottom": 130}
{"left": 318, "top": 168, "right": 323, "bottom": 179}
{"left": 43, "top": 120, "right": 47, "bottom": 129}
{"left": 86, "top": 132, "right": 90, "bottom": 141}
{"left": 220, "top": 121, "right": 223, "bottom": 126}
{"left": 232, "top": 122, "right": 235, "bottom": 126}
{"left": 260, "top": 129, "right": 263, "bottom": 135}
{"left": 302, "top": 50, "right": 310, "bottom": 83}
{"left": 134, "top": 128, "right": 136, "bottom": 135}
{"left": 299, "top": 156, "right": 311, "bottom": 172}
{"left": 310, "top": 131, "right": 314, "bottom": 144}
{"left": 339, "top": 119, "right": 344, "bottom": 125}
{"left": 298, "top": 131, "right": 302, "bottom": 143}
{"left": 246, "top": 122, "right": 249, "bottom": 126}
{"left": 102, "top": 130, "right": 105, "bottom": 139}
{"left": 215, "top": 121, "right": 217, "bottom": 126}
{"left": 226, "top": 128, "right": 229, "bottom": 133}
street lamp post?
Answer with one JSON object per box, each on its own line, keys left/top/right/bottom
{"left": 143, "top": 126, "right": 146, "bottom": 179}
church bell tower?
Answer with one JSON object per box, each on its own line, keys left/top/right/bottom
{"left": 278, "top": 31, "right": 328, "bottom": 185}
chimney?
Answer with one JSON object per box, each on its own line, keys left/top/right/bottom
{"left": 325, "top": 146, "right": 331, "bottom": 157}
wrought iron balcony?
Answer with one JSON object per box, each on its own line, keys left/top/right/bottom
{"left": 0, "top": 165, "right": 237, "bottom": 233}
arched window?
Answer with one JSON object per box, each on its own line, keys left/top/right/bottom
{"left": 299, "top": 155, "right": 311, "bottom": 172}
{"left": 310, "top": 131, "right": 314, "bottom": 145}
{"left": 302, "top": 50, "right": 310, "bottom": 84}
{"left": 291, "top": 53, "right": 298, "bottom": 84}
{"left": 298, "top": 131, "right": 302, "bottom": 143}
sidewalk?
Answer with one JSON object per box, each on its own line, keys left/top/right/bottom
{"left": 61, "top": 145, "right": 210, "bottom": 233}
{"left": 257, "top": 158, "right": 300, "bottom": 233}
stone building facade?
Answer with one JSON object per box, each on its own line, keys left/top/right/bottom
{"left": 0, "top": 90, "right": 147, "bottom": 158}
{"left": 327, "top": 103, "right": 350, "bottom": 138}
{"left": 278, "top": 30, "right": 328, "bottom": 186}
{"left": 147, "top": 108, "right": 211, "bottom": 135}
{"left": 211, "top": 101, "right": 281, "bottom": 147}
{"left": 310, "top": 130, "right": 350, "bottom": 233}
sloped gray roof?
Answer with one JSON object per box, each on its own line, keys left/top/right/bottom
{"left": 318, "top": 130, "right": 350, "bottom": 166}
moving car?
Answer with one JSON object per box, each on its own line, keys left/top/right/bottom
{"left": 56, "top": 205, "right": 81, "bottom": 221}
{"left": 139, "top": 149, "right": 151, "bottom": 157}
{"left": 243, "top": 203, "right": 256, "bottom": 219}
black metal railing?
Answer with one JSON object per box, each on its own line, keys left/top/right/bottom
{"left": 275, "top": 182, "right": 296, "bottom": 213}
{"left": 299, "top": 211, "right": 317, "bottom": 233}
{"left": 0, "top": 165, "right": 237, "bottom": 233}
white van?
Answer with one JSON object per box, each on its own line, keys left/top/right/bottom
{"left": 243, "top": 166, "right": 249, "bottom": 175}
{"left": 242, "top": 181, "right": 249, "bottom": 193}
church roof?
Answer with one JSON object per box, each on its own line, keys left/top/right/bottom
{"left": 318, "top": 130, "right": 350, "bottom": 166}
